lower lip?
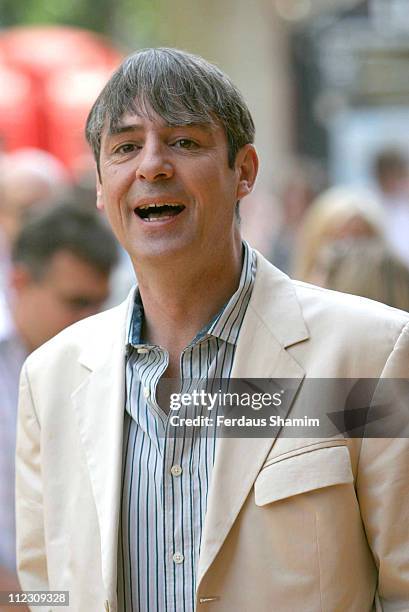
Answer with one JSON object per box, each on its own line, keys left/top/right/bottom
{"left": 134, "top": 208, "right": 185, "bottom": 227}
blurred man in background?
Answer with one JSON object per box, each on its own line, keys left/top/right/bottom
{"left": 0, "top": 148, "right": 70, "bottom": 300}
{"left": 0, "top": 203, "right": 117, "bottom": 591}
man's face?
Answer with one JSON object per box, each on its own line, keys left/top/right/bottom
{"left": 96, "top": 108, "right": 257, "bottom": 266}
{"left": 13, "top": 250, "right": 110, "bottom": 351}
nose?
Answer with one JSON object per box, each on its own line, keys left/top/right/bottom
{"left": 135, "top": 139, "right": 173, "bottom": 182}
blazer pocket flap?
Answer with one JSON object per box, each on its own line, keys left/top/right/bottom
{"left": 254, "top": 445, "right": 353, "bottom": 506}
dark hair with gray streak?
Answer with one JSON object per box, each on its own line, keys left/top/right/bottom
{"left": 85, "top": 47, "right": 255, "bottom": 174}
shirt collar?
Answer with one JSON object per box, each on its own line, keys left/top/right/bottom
{"left": 207, "top": 241, "right": 256, "bottom": 344}
{"left": 127, "top": 241, "right": 257, "bottom": 349}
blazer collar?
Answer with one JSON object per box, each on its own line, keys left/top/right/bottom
{"left": 248, "top": 251, "right": 309, "bottom": 349}
{"left": 76, "top": 286, "right": 136, "bottom": 372}
{"left": 71, "top": 288, "right": 135, "bottom": 602}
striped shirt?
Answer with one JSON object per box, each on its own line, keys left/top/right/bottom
{"left": 118, "top": 242, "right": 256, "bottom": 611}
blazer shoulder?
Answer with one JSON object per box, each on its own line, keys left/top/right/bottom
{"left": 290, "top": 279, "right": 409, "bottom": 373}
{"left": 251, "top": 252, "right": 409, "bottom": 366}
{"left": 293, "top": 279, "right": 409, "bottom": 330}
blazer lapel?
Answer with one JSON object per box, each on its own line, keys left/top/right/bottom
{"left": 71, "top": 293, "right": 134, "bottom": 602}
{"left": 197, "top": 254, "right": 309, "bottom": 587}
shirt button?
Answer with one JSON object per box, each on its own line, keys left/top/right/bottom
{"left": 143, "top": 387, "right": 150, "bottom": 398}
{"left": 173, "top": 552, "right": 184, "bottom": 564}
{"left": 137, "top": 347, "right": 149, "bottom": 354}
{"left": 171, "top": 465, "right": 183, "bottom": 477}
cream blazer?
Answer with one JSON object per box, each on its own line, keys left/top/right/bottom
{"left": 16, "top": 253, "right": 409, "bottom": 611}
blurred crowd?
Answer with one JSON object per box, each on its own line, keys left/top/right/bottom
{"left": 242, "top": 146, "right": 409, "bottom": 311}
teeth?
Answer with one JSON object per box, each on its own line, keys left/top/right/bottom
{"left": 145, "top": 215, "right": 174, "bottom": 222}
{"left": 139, "top": 203, "right": 181, "bottom": 210}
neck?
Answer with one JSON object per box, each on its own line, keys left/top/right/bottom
{"left": 133, "top": 239, "right": 243, "bottom": 352}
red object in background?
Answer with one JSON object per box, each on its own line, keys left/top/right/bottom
{"left": 45, "top": 67, "right": 116, "bottom": 171}
{"left": 0, "top": 26, "right": 123, "bottom": 172}
{"left": 0, "top": 65, "right": 39, "bottom": 152}
{"left": 0, "top": 26, "right": 122, "bottom": 81}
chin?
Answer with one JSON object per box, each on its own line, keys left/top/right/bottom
{"left": 129, "top": 236, "right": 197, "bottom": 264}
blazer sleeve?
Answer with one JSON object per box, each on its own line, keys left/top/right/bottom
{"left": 356, "top": 321, "right": 409, "bottom": 610}
{"left": 15, "top": 362, "right": 49, "bottom": 592}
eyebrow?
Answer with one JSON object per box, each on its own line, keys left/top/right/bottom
{"left": 108, "top": 121, "right": 214, "bottom": 136}
{"left": 108, "top": 123, "right": 143, "bottom": 136}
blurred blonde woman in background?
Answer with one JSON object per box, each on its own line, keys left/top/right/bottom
{"left": 315, "top": 239, "right": 409, "bottom": 312}
{"left": 293, "top": 186, "right": 386, "bottom": 283}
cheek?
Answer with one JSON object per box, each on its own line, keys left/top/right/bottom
{"left": 100, "top": 167, "right": 127, "bottom": 206}
{"left": 23, "top": 287, "right": 51, "bottom": 315}
{"left": 29, "top": 288, "right": 64, "bottom": 321}
{"left": 38, "top": 294, "right": 64, "bottom": 324}
{"left": 28, "top": 293, "right": 63, "bottom": 342}
{"left": 44, "top": 302, "right": 78, "bottom": 337}
{"left": 106, "top": 178, "right": 134, "bottom": 221}
{"left": 195, "top": 167, "right": 236, "bottom": 204}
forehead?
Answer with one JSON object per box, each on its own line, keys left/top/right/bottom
{"left": 102, "top": 99, "right": 220, "bottom": 138}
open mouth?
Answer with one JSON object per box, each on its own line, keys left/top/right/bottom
{"left": 135, "top": 203, "right": 185, "bottom": 222}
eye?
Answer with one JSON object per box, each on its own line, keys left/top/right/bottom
{"left": 114, "top": 143, "right": 139, "bottom": 155}
{"left": 172, "top": 138, "right": 198, "bottom": 150}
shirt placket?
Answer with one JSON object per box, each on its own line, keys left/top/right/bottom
{"left": 163, "top": 342, "right": 204, "bottom": 612}
{"left": 133, "top": 345, "right": 169, "bottom": 609}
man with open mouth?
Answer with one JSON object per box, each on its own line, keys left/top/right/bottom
{"left": 15, "top": 48, "right": 409, "bottom": 611}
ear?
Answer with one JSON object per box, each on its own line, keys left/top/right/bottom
{"left": 96, "top": 170, "right": 104, "bottom": 212}
{"left": 235, "top": 144, "right": 259, "bottom": 200}
{"left": 10, "top": 264, "right": 34, "bottom": 294}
